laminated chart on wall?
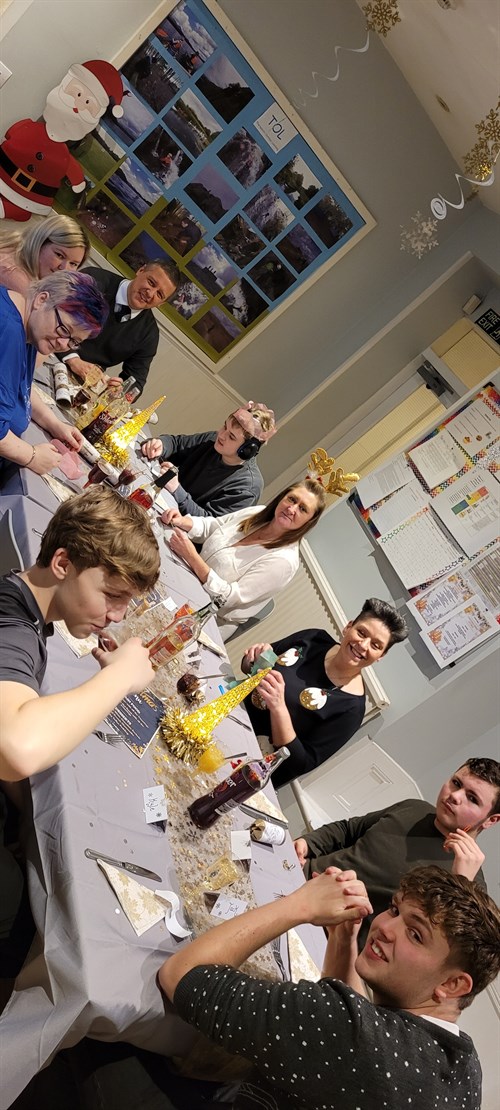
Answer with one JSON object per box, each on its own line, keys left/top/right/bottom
{"left": 407, "top": 542, "right": 500, "bottom": 629}
{"left": 376, "top": 507, "right": 465, "bottom": 591}
{"left": 430, "top": 468, "right": 500, "bottom": 558}
{"left": 416, "top": 597, "right": 498, "bottom": 668}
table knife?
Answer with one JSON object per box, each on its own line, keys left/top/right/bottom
{"left": 84, "top": 848, "right": 162, "bottom": 882}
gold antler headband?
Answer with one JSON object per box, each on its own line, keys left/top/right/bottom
{"left": 307, "top": 447, "right": 359, "bottom": 498}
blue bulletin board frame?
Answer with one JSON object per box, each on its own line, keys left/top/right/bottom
{"left": 57, "top": 1, "right": 375, "bottom": 368}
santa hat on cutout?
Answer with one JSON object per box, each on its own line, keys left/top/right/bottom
{"left": 68, "top": 60, "right": 124, "bottom": 117}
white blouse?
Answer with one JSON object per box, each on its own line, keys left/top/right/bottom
{"left": 187, "top": 507, "right": 299, "bottom": 637}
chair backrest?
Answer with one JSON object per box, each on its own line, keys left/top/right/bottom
{"left": 0, "top": 508, "right": 25, "bottom": 576}
{"left": 224, "top": 598, "right": 275, "bottom": 644}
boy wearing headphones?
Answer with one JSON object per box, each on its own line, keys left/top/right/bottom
{"left": 141, "top": 401, "right": 276, "bottom": 518}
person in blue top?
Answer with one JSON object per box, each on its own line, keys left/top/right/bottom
{"left": 0, "top": 270, "right": 107, "bottom": 476}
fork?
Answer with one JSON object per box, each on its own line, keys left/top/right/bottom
{"left": 271, "top": 936, "right": 288, "bottom": 980}
{"left": 94, "top": 729, "right": 124, "bottom": 746}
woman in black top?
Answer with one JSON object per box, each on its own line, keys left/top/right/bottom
{"left": 241, "top": 598, "right": 407, "bottom": 788}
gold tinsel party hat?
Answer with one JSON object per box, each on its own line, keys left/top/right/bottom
{"left": 160, "top": 668, "right": 271, "bottom": 764}
{"left": 307, "top": 447, "right": 359, "bottom": 498}
{"left": 99, "top": 397, "right": 166, "bottom": 467}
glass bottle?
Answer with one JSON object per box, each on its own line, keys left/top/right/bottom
{"left": 128, "top": 466, "right": 178, "bottom": 510}
{"left": 188, "top": 748, "right": 290, "bottom": 829}
{"left": 77, "top": 376, "right": 136, "bottom": 435}
{"left": 145, "top": 600, "right": 216, "bottom": 669}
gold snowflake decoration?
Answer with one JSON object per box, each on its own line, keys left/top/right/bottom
{"left": 463, "top": 139, "right": 495, "bottom": 182}
{"left": 475, "top": 106, "right": 500, "bottom": 150}
{"left": 400, "top": 211, "right": 439, "bottom": 260}
{"left": 462, "top": 101, "right": 500, "bottom": 183}
{"left": 363, "top": 0, "right": 401, "bottom": 37}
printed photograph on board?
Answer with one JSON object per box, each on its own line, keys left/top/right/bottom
{"left": 218, "top": 127, "right": 271, "bottom": 188}
{"left": 77, "top": 126, "right": 126, "bottom": 182}
{"left": 187, "top": 241, "right": 237, "bottom": 294}
{"left": 185, "top": 163, "right": 239, "bottom": 222}
{"left": 274, "top": 154, "right": 321, "bottom": 209}
{"left": 305, "top": 195, "right": 353, "bottom": 248}
{"left": 277, "top": 225, "right": 322, "bottom": 273}
{"left": 196, "top": 54, "right": 254, "bottom": 123}
{"left": 163, "top": 89, "right": 222, "bottom": 158}
{"left": 193, "top": 304, "right": 241, "bottom": 353}
{"left": 169, "top": 276, "right": 208, "bottom": 319}
{"left": 151, "top": 199, "right": 205, "bottom": 256}
{"left": 155, "top": 1, "right": 216, "bottom": 74}
{"left": 103, "top": 85, "right": 154, "bottom": 146}
{"left": 248, "top": 251, "right": 296, "bottom": 301}
{"left": 214, "top": 214, "right": 265, "bottom": 267}
{"left": 120, "top": 231, "right": 173, "bottom": 272}
{"left": 135, "top": 126, "right": 192, "bottom": 188}
{"left": 106, "top": 157, "right": 164, "bottom": 218}
{"left": 244, "top": 184, "right": 294, "bottom": 241}
{"left": 122, "top": 42, "right": 183, "bottom": 113}
{"left": 78, "top": 193, "right": 134, "bottom": 248}
{"left": 220, "top": 278, "right": 267, "bottom": 327}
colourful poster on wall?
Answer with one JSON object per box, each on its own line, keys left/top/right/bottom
{"left": 56, "top": 0, "right": 373, "bottom": 366}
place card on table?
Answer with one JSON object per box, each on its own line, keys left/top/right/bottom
{"left": 230, "top": 829, "right": 252, "bottom": 861}
{"left": 143, "top": 785, "right": 168, "bottom": 824}
{"left": 210, "top": 894, "right": 248, "bottom": 921}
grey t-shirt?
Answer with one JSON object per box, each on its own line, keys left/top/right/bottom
{"left": 0, "top": 572, "right": 52, "bottom": 692}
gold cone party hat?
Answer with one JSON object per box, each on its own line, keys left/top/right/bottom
{"left": 99, "top": 397, "right": 166, "bottom": 467}
{"left": 160, "top": 668, "right": 271, "bottom": 764}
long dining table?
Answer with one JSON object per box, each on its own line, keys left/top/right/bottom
{"left": 0, "top": 413, "right": 325, "bottom": 1109}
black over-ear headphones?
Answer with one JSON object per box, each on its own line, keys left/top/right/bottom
{"left": 236, "top": 437, "right": 262, "bottom": 461}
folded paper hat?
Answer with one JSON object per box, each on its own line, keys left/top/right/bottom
{"left": 232, "top": 401, "right": 276, "bottom": 443}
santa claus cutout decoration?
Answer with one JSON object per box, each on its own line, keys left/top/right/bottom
{"left": 0, "top": 60, "right": 124, "bottom": 222}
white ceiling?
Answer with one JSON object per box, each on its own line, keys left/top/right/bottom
{"left": 357, "top": 0, "right": 500, "bottom": 214}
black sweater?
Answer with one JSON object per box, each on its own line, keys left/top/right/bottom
{"left": 159, "top": 430, "right": 263, "bottom": 517}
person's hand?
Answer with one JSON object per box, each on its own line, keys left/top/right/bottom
{"left": 104, "top": 374, "right": 123, "bottom": 390}
{"left": 297, "top": 868, "right": 372, "bottom": 928}
{"left": 51, "top": 421, "right": 83, "bottom": 451}
{"left": 169, "top": 528, "right": 198, "bottom": 566}
{"left": 294, "top": 837, "right": 309, "bottom": 867}
{"left": 141, "top": 438, "right": 164, "bottom": 460}
{"left": 254, "top": 670, "right": 286, "bottom": 713}
{"left": 92, "top": 636, "right": 155, "bottom": 695}
{"left": 67, "top": 356, "right": 102, "bottom": 383}
{"left": 26, "top": 441, "right": 62, "bottom": 475}
{"left": 443, "top": 828, "right": 485, "bottom": 880}
{"left": 241, "top": 642, "right": 273, "bottom": 672}
{"left": 161, "top": 508, "right": 191, "bottom": 529}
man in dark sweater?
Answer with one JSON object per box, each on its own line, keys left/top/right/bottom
{"left": 62, "top": 260, "right": 179, "bottom": 395}
{"left": 159, "top": 865, "right": 500, "bottom": 1109}
{"left": 141, "top": 400, "right": 276, "bottom": 517}
{"left": 294, "top": 758, "right": 499, "bottom": 938}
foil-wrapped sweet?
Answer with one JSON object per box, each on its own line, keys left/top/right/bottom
{"left": 177, "top": 672, "right": 203, "bottom": 704}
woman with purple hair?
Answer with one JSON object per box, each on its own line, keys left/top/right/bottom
{"left": 0, "top": 270, "right": 108, "bottom": 475}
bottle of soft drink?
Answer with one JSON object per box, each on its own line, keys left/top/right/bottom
{"left": 128, "top": 466, "right": 178, "bottom": 510}
{"left": 188, "top": 748, "right": 290, "bottom": 829}
{"left": 145, "top": 600, "right": 217, "bottom": 669}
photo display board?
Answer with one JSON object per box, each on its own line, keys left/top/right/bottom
{"left": 57, "top": 0, "right": 373, "bottom": 367}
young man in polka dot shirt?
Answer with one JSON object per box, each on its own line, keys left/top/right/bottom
{"left": 159, "top": 865, "right": 499, "bottom": 1110}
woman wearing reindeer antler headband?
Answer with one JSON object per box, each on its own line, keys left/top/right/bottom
{"left": 163, "top": 477, "right": 326, "bottom": 640}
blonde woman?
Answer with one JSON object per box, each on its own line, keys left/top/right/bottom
{"left": 0, "top": 214, "right": 89, "bottom": 295}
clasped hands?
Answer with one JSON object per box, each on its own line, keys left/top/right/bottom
{"left": 303, "top": 867, "right": 372, "bottom": 931}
